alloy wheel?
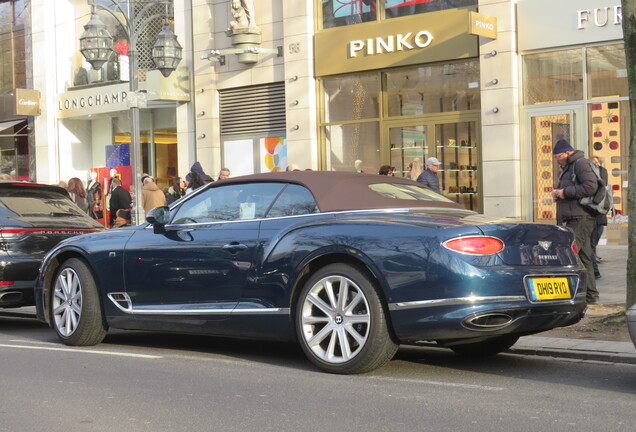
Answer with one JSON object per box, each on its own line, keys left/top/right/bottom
{"left": 300, "top": 275, "right": 371, "bottom": 364}
{"left": 52, "top": 267, "right": 83, "bottom": 337}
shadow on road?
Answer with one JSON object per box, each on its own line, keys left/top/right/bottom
{"left": 3, "top": 309, "right": 635, "bottom": 395}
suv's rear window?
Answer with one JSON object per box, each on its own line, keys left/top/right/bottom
{"left": 0, "top": 189, "right": 85, "bottom": 217}
{"left": 368, "top": 183, "right": 454, "bottom": 202}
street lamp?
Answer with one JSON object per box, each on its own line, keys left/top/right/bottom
{"left": 79, "top": 0, "right": 182, "bottom": 225}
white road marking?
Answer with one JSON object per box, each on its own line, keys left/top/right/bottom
{"left": 370, "top": 376, "right": 505, "bottom": 391}
{"left": 0, "top": 343, "right": 162, "bottom": 359}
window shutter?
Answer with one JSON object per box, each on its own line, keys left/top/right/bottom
{"left": 219, "top": 82, "right": 286, "bottom": 137}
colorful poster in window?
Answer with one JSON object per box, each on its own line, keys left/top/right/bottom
{"left": 105, "top": 143, "right": 130, "bottom": 167}
{"left": 386, "top": 0, "right": 435, "bottom": 10}
{"left": 334, "top": 0, "right": 377, "bottom": 18}
{"left": 261, "top": 136, "right": 287, "bottom": 171}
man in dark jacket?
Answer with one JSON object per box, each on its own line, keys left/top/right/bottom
{"left": 109, "top": 177, "right": 132, "bottom": 228}
{"left": 417, "top": 157, "right": 442, "bottom": 192}
{"left": 550, "top": 139, "right": 599, "bottom": 303}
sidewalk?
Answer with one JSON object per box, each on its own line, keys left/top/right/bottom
{"left": 510, "top": 245, "right": 636, "bottom": 364}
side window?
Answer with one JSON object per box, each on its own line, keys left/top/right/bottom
{"left": 266, "top": 184, "right": 318, "bottom": 218}
{"left": 172, "top": 183, "right": 285, "bottom": 224}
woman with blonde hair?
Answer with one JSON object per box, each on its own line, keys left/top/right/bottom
{"left": 408, "top": 158, "right": 422, "bottom": 181}
{"left": 67, "top": 177, "right": 89, "bottom": 213}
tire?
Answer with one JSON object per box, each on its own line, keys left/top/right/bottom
{"left": 296, "top": 263, "right": 398, "bottom": 374}
{"left": 50, "top": 258, "right": 107, "bottom": 346}
{"left": 448, "top": 335, "right": 520, "bottom": 357}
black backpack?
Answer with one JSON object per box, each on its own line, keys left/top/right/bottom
{"left": 571, "top": 161, "right": 613, "bottom": 216}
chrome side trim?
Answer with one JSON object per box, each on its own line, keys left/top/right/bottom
{"left": 108, "top": 293, "right": 132, "bottom": 312}
{"left": 106, "top": 294, "right": 289, "bottom": 316}
{"left": 389, "top": 296, "right": 527, "bottom": 311}
{"left": 231, "top": 308, "right": 290, "bottom": 315}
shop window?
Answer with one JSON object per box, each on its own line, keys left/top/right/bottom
{"left": 322, "top": 0, "right": 377, "bottom": 29}
{"left": 385, "top": 61, "right": 480, "bottom": 116}
{"left": 588, "top": 101, "right": 630, "bottom": 216}
{"left": 385, "top": 0, "right": 476, "bottom": 19}
{"left": 587, "top": 44, "right": 628, "bottom": 99}
{"left": 322, "top": 73, "right": 380, "bottom": 123}
{"left": 523, "top": 49, "right": 583, "bottom": 105}
{"left": 320, "top": 0, "right": 477, "bottom": 28}
{"left": 436, "top": 121, "right": 479, "bottom": 211}
{"left": 529, "top": 114, "right": 571, "bottom": 223}
{"left": 324, "top": 121, "right": 380, "bottom": 172}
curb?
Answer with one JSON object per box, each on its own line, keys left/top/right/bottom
{"left": 508, "top": 346, "right": 636, "bottom": 365}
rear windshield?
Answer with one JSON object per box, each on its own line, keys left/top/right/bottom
{"left": 368, "top": 183, "right": 455, "bottom": 202}
{"left": 0, "top": 189, "right": 86, "bottom": 217}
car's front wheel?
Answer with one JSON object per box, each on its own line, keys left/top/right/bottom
{"left": 296, "top": 263, "right": 398, "bottom": 374}
{"left": 50, "top": 258, "right": 107, "bottom": 346}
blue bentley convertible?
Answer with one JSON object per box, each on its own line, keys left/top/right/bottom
{"left": 35, "top": 171, "right": 587, "bottom": 373}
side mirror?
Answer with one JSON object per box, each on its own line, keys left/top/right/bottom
{"left": 146, "top": 206, "right": 170, "bottom": 233}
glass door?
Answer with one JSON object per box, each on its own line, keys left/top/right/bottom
{"left": 527, "top": 111, "right": 576, "bottom": 224}
{"left": 387, "top": 124, "right": 429, "bottom": 179}
{"left": 434, "top": 120, "right": 479, "bottom": 211}
{"left": 383, "top": 114, "right": 481, "bottom": 212}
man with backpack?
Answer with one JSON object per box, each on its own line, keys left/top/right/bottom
{"left": 551, "top": 139, "right": 599, "bottom": 304}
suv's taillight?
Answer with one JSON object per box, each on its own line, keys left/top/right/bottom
{"left": 443, "top": 236, "right": 504, "bottom": 255}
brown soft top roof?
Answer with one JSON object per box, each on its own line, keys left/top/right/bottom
{"left": 211, "top": 171, "right": 462, "bottom": 212}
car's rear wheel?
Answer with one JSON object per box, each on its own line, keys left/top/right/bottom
{"left": 296, "top": 263, "right": 398, "bottom": 374}
{"left": 50, "top": 258, "right": 106, "bottom": 346}
{"left": 447, "top": 335, "right": 520, "bottom": 357}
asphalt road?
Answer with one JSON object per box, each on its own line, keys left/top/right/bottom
{"left": 1, "top": 310, "right": 635, "bottom": 432}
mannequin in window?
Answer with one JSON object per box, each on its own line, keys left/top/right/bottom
{"left": 87, "top": 171, "right": 103, "bottom": 220}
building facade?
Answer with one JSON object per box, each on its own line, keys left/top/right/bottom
{"left": 0, "top": 0, "right": 39, "bottom": 181}
{"left": 23, "top": 0, "right": 629, "bottom": 227}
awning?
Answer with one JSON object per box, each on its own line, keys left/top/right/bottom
{"left": 0, "top": 119, "right": 26, "bottom": 136}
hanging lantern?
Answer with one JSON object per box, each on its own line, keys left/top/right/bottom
{"left": 152, "top": 24, "right": 183, "bottom": 77}
{"left": 79, "top": 10, "right": 114, "bottom": 70}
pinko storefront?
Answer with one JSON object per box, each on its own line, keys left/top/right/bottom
{"left": 315, "top": 2, "right": 487, "bottom": 212}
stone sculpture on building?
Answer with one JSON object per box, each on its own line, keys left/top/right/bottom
{"left": 229, "top": 0, "right": 258, "bottom": 32}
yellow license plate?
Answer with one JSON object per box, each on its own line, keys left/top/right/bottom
{"left": 528, "top": 277, "right": 571, "bottom": 301}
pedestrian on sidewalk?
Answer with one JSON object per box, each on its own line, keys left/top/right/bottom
{"left": 590, "top": 156, "right": 609, "bottom": 279}
{"left": 551, "top": 139, "right": 599, "bottom": 304}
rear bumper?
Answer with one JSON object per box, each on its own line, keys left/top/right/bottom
{"left": 0, "top": 258, "right": 39, "bottom": 307}
{"left": 389, "top": 295, "right": 587, "bottom": 344}
{"left": 0, "top": 281, "right": 36, "bottom": 307}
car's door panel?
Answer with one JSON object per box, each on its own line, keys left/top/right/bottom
{"left": 121, "top": 182, "right": 285, "bottom": 323}
{"left": 122, "top": 221, "right": 260, "bottom": 320}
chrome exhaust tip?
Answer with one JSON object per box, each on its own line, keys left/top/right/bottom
{"left": 0, "top": 291, "right": 23, "bottom": 304}
{"left": 463, "top": 313, "right": 513, "bottom": 330}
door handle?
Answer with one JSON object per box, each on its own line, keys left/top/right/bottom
{"left": 223, "top": 242, "right": 248, "bottom": 251}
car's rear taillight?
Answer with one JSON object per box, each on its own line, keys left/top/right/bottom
{"left": 0, "top": 229, "right": 29, "bottom": 241}
{"left": 443, "top": 236, "right": 504, "bottom": 255}
{"left": 571, "top": 241, "right": 579, "bottom": 254}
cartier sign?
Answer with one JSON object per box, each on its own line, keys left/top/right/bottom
{"left": 0, "top": 88, "right": 40, "bottom": 118}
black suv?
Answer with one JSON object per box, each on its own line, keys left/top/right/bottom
{"left": 0, "top": 182, "right": 103, "bottom": 308}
